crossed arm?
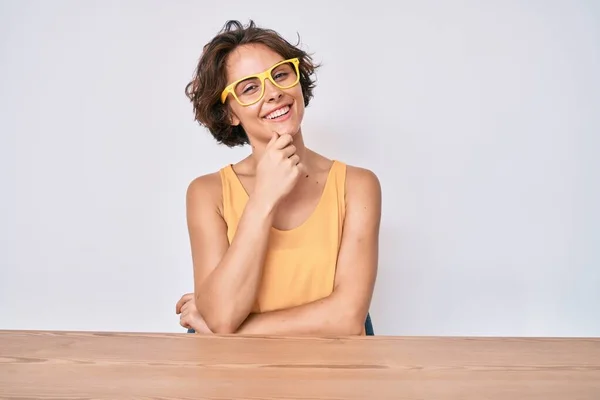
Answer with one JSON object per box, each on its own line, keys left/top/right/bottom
{"left": 180, "top": 166, "right": 381, "bottom": 335}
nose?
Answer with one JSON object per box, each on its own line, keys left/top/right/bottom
{"left": 263, "top": 79, "right": 283, "bottom": 102}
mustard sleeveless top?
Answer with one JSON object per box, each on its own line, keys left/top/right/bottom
{"left": 220, "top": 160, "right": 346, "bottom": 313}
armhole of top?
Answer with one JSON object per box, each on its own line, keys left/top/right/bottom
{"left": 218, "top": 166, "right": 229, "bottom": 221}
{"left": 342, "top": 163, "right": 348, "bottom": 221}
{"left": 336, "top": 161, "right": 348, "bottom": 232}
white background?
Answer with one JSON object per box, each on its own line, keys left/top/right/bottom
{"left": 2, "top": 0, "right": 599, "bottom": 336}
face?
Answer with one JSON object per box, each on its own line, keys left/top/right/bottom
{"left": 224, "top": 44, "right": 305, "bottom": 143}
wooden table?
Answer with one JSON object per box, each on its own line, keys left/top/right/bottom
{"left": 1, "top": 330, "right": 599, "bottom": 399}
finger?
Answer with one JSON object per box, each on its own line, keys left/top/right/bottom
{"left": 179, "top": 311, "right": 188, "bottom": 328}
{"left": 273, "top": 133, "right": 293, "bottom": 149}
{"left": 179, "top": 315, "right": 191, "bottom": 329}
{"left": 288, "top": 154, "right": 300, "bottom": 165}
{"left": 266, "top": 131, "right": 280, "bottom": 148}
{"left": 175, "top": 295, "right": 187, "bottom": 314}
{"left": 281, "top": 144, "right": 296, "bottom": 158}
{"left": 176, "top": 293, "right": 194, "bottom": 314}
{"left": 181, "top": 300, "right": 192, "bottom": 314}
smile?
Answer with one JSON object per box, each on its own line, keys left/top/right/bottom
{"left": 265, "top": 105, "right": 291, "bottom": 120}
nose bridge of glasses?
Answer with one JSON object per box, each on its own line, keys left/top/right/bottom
{"left": 262, "top": 72, "right": 284, "bottom": 100}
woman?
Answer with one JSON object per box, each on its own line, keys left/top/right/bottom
{"left": 175, "top": 20, "right": 381, "bottom": 335}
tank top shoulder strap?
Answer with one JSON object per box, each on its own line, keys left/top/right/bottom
{"left": 218, "top": 164, "right": 248, "bottom": 241}
{"left": 329, "top": 160, "right": 347, "bottom": 235}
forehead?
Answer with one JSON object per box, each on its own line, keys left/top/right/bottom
{"left": 225, "top": 44, "right": 285, "bottom": 83}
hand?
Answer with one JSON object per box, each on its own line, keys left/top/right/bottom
{"left": 175, "top": 293, "right": 212, "bottom": 334}
{"left": 254, "top": 132, "right": 303, "bottom": 207}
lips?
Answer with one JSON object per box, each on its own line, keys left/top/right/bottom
{"left": 263, "top": 104, "right": 291, "bottom": 120}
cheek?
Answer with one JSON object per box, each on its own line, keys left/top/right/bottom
{"left": 295, "top": 92, "right": 308, "bottom": 114}
{"left": 231, "top": 105, "right": 260, "bottom": 125}
{"left": 293, "top": 86, "right": 305, "bottom": 103}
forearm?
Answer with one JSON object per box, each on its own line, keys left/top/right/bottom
{"left": 197, "top": 197, "right": 275, "bottom": 333}
{"left": 235, "top": 292, "right": 365, "bottom": 336}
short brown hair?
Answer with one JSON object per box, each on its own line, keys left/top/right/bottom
{"left": 185, "top": 20, "right": 319, "bottom": 147}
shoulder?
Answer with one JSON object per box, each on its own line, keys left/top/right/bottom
{"left": 344, "top": 164, "right": 382, "bottom": 206}
{"left": 186, "top": 170, "right": 224, "bottom": 216}
{"left": 338, "top": 163, "right": 381, "bottom": 242}
{"left": 187, "top": 170, "right": 222, "bottom": 195}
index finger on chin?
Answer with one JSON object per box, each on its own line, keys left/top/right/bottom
{"left": 273, "top": 133, "right": 293, "bottom": 149}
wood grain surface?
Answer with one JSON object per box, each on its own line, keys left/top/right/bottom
{"left": 1, "top": 330, "right": 599, "bottom": 399}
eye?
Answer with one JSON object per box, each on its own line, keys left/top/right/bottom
{"left": 242, "top": 84, "right": 259, "bottom": 94}
{"left": 274, "top": 72, "right": 289, "bottom": 80}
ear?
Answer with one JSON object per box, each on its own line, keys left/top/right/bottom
{"left": 229, "top": 109, "right": 241, "bottom": 126}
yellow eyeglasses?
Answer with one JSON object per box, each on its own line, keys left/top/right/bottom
{"left": 220, "top": 58, "right": 300, "bottom": 106}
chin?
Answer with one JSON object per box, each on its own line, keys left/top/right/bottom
{"left": 284, "top": 120, "right": 301, "bottom": 135}
{"left": 282, "top": 123, "right": 301, "bottom": 137}
{"left": 263, "top": 120, "right": 300, "bottom": 137}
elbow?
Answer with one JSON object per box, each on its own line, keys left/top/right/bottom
{"left": 344, "top": 318, "right": 365, "bottom": 336}
{"left": 339, "top": 308, "right": 367, "bottom": 336}
{"left": 206, "top": 319, "right": 238, "bottom": 334}
{"left": 331, "top": 317, "right": 363, "bottom": 336}
{"left": 329, "top": 294, "right": 367, "bottom": 336}
{"left": 196, "top": 301, "right": 242, "bottom": 334}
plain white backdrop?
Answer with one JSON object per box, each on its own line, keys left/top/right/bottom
{"left": 2, "top": 0, "right": 599, "bottom": 336}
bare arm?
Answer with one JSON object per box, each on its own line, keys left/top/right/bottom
{"left": 235, "top": 166, "right": 381, "bottom": 336}
{"left": 187, "top": 133, "right": 302, "bottom": 334}
{"left": 186, "top": 175, "right": 275, "bottom": 334}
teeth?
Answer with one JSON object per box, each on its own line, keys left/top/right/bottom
{"left": 266, "top": 106, "right": 290, "bottom": 119}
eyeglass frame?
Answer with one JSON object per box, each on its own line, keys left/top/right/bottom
{"left": 220, "top": 58, "right": 301, "bottom": 106}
